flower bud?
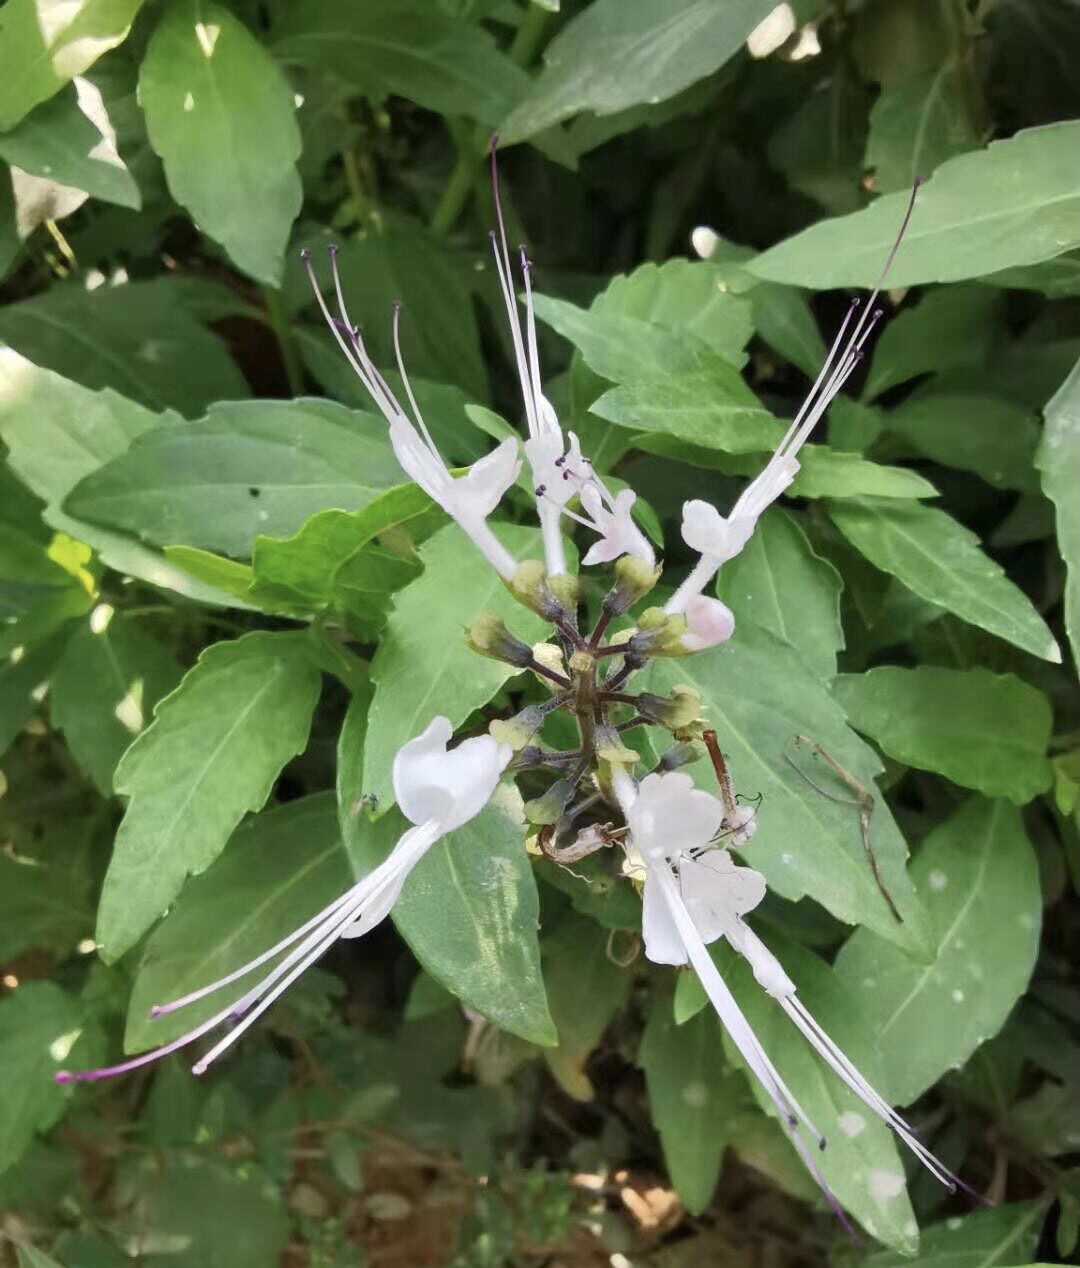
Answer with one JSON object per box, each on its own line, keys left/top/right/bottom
{"left": 548, "top": 571, "right": 581, "bottom": 613}
{"left": 490, "top": 703, "right": 548, "bottom": 750}
{"left": 466, "top": 610, "right": 532, "bottom": 667}
{"left": 594, "top": 725, "right": 640, "bottom": 766}
{"left": 637, "top": 684, "right": 702, "bottom": 733}
{"left": 603, "top": 555, "right": 661, "bottom": 618}
{"left": 524, "top": 778, "right": 575, "bottom": 825}
{"left": 657, "top": 739, "right": 706, "bottom": 771}
{"left": 627, "top": 607, "right": 689, "bottom": 657}
{"left": 506, "top": 559, "right": 565, "bottom": 620}
{"left": 531, "top": 642, "right": 566, "bottom": 683}
{"left": 567, "top": 649, "right": 595, "bottom": 675}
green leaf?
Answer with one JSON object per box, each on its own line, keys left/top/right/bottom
{"left": 828, "top": 498, "right": 1061, "bottom": 663}
{"left": 590, "top": 259, "right": 754, "bottom": 369}
{"left": 362, "top": 522, "right": 550, "bottom": 809}
{"left": 50, "top": 608, "right": 184, "bottom": 794}
{"left": 834, "top": 796, "right": 1041, "bottom": 1105}
{"left": 542, "top": 913, "right": 630, "bottom": 1100}
{"left": 1037, "top": 356, "right": 1080, "bottom": 672}
{"left": 125, "top": 794, "right": 351, "bottom": 1050}
{"left": 0, "top": 0, "right": 144, "bottom": 130}
{"left": 0, "top": 632, "right": 70, "bottom": 754}
{"left": 1, "top": 167, "right": 18, "bottom": 280}
{"left": 638, "top": 989, "right": 745, "bottom": 1214}
{"left": 716, "top": 509, "right": 843, "bottom": 679}
{"left": 0, "top": 83, "right": 139, "bottom": 209}
{"left": 676, "top": 940, "right": 918, "bottom": 1251}
{"left": 273, "top": 0, "right": 529, "bottom": 128}
{"left": 499, "top": 0, "right": 775, "bottom": 143}
{"left": 350, "top": 788, "right": 556, "bottom": 1047}
{"left": 646, "top": 632, "right": 930, "bottom": 953}
{"left": 0, "top": 354, "right": 238, "bottom": 606}
{"left": 250, "top": 482, "right": 442, "bottom": 619}
{"left": 864, "top": 286, "right": 1002, "bottom": 401}
{"left": 0, "top": 981, "right": 100, "bottom": 1176}
{"left": 885, "top": 392, "right": 1039, "bottom": 492}
{"left": 139, "top": 0, "right": 301, "bottom": 285}
{"left": 0, "top": 281, "right": 248, "bottom": 416}
{"left": 981, "top": 251, "right": 1080, "bottom": 300}
{"left": 834, "top": 667, "right": 1053, "bottom": 804}
{"left": 64, "top": 399, "right": 404, "bottom": 559}
{"left": 750, "top": 122, "right": 1080, "bottom": 288}
{"left": 768, "top": 71, "right": 869, "bottom": 215}
{"left": 96, "top": 631, "right": 322, "bottom": 962}
{"left": 0, "top": 847, "right": 92, "bottom": 962}
{"left": 861, "top": 1202, "right": 1045, "bottom": 1268}
{"left": 865, "top": 66, "right": 980, "bottom": 194}
{"left": 748, "top": 282, "right": 828, "bottom": 379}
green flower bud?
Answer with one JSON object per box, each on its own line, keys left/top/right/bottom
{"left": 466, "top": 610, "right": 532, "bottom": 667}
{"left": 531, "top": 641, "right": 567, "bottom": 682}
{"left": 506, "top": 559, "right": 564, "bottom": 620}
{"left": 490, "top": 704, "right": 548, "bottom": 750}
{"left": 524, "top": 778, "right": 576, "bottom": 825}
{"left": 657, "top": 739, "right": 707, "bottom": 771}
{"left": 628, "top": 607, "right": 689, "bottom": 656}
{"left": 637, "top": 684, "right": 702, "bottom": 732}
{"left": 603, "top": 555, "right": 661, "bottom": 617}
{"left": 594, "top": 725, "right": 640, "bottom": 766}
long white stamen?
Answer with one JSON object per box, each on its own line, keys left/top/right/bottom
{"left": 391, "top": 302, "right": 445, "bottom": 463}
{"left": 519, "top": 249, "right": 549, "bottom": 433}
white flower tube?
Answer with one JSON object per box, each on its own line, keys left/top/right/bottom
{"left": 302, "top": 249, "right": 521, "bottom": 580}
{"left": 56, "top": 718, "right": 511, "bottom": 1083}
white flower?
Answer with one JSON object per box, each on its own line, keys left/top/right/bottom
{"left": 616, "top": 767, "right": 965, "bottom": 1219}
{"left": 578, "top": 483, "right": 655, "bottom": 567}
{"left": 302, "top": 249, "right": 520, "bottom": 580}
{"left": 669, "top": 184, "right": 920, "bottom": 618}
{"left": 56, "top": 718, "right": 511, "bottom": 1084}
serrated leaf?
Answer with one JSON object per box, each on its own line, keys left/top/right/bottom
{"left": 0, "top": 0, "right": 144, "bottom": 130}
{"left": 273, "top": 0, "right": 528, "bottom": 129}
{"left": 639, "top": 990, "right": 745, "bottom": 1213}
{"left": 125, "top": 794, "right": 351, "bottom": 1050}
{"left": 716, "top": 509, "right": 843, "bottom": 679}
{"left": 834, "top": 797, "right": 1041, "bottom": 1105}
{"left": 834, "top": 667, "right": 1053, "bottom": 804}
{"left": 140, "top": 0, "right": 301, "bottom": 285}
{"left": 885, "top": 392, "right": 1039, "bottom": 492}
{"left": 751, "top": 122, "right": 1080, "bottom": 288}
{"left": 0, "top": 281, "right": 247, "bottom": 417}
{"left": 362, "top": 522, "right": 549, "bottom": 809}
{"left": 250, "top": 482, "right": 442, "bottom": 620}
{"left": 862, "top": 1202, "right": 1045, "bottom": 1268}
{"left": 96, "top": 631, "right": 322, "bottom": 961}
{"left": 542, "top": 914, "right": 630, "bottom": 1100}
{"left": 499, "top": 0, "right": 775, "bottom": 143}
{"left": 864, "top": 286, "right": 1002, "bottom": 401}
{"left": 349, "top": 789, "right": 556, "bottom": 1047}
{"left": 0, "top": 982, "right": 101, "bottom": 1176}
{"left": 0, "top": 82, "right": 139, "bottom": 210}
{"left": 1036, "top": 356, "right": 1080, "bottom": 672}
{"left": 65, "top": 399, "right": 403, "bottom": 559}
{"left": 645, "top": 632, "right": 929, "bottom": 953}
{"left": 50, "top": 609, "right": 183, "bottom": 794}
{"left": 674, "top": 939, "right": 918, "bottom": 1251}
{"left": 865, "top": 66, "right": 980, "bottom": 194}
{"left": 828, "top": 497, "right": 1060, "bottom": 663}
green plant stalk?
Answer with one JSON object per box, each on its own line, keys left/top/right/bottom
{"left": 262, "top": 284, "right": 304, "bottom": 397}
{"left": 429, "top": 2, "right": 553, "bottom": 237}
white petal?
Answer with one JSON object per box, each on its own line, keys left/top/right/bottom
{"left": 628, "top": 771, "right": 725, "bottom": 861}
{"left": 680, "top": 595, "right": 735, "bottom": 652}
{"left": 393, "top": 717, "right": 510, "bottom": 831}
{"left": 680, "top": 853, "right": 767, "bottom": 945}
{"left": 458, "top": 437, "right": 521, "bottom": 519}
{"left": 680, "top": 499, "right": 756, "bottom": 563}
{"left": 388, "top": 417, "right": 448, "bottom": 503}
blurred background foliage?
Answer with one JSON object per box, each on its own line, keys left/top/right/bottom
{"left": 1, "top": 0, "right": 1079, "bottom": 1265}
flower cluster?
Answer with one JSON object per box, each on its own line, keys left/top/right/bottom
{"left": 58, "top": 152, "right": 965, "bottom": 1228}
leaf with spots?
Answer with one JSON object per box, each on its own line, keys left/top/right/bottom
{"left": 834, "top": 797, "right": 1041, "bottom": 1105}
{"left": 639, "top": 984, "right": 748, "bottom": 1214}
{"left": 861, "top": 1201, "right": 1046, "bottom": 1268}
{"left": 348, "top": 787, "right": 555, "bottom": 1047}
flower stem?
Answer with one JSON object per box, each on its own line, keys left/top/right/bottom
{"left": 262, "top": 285, "right": 304, "bottom": 397}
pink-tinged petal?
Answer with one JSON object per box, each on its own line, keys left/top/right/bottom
{"left": 680, "top": 595, "right": 735, "bottom": 652}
